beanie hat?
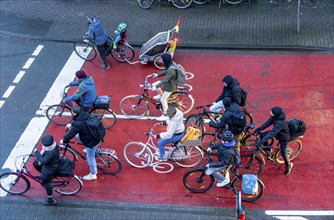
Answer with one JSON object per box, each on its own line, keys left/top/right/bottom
{"left": 271, "top": 106, "right": 283, "bottom": 117}
{"left": 161, "top": 53, "right": 172, "bottom": 68}
{"left": 223, "top": 75, "right": 233, "bottom": 86}
{"left": 75, "top": 70, "right": 87, "bottom": 79}
{"left": 223, "top": 97, "right": 231, "bottom": 108}
{"left": 41, "top": 135, "right": 56, "bottom": 151}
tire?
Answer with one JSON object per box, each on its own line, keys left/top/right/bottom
{"left": 243, "top": 108, "right": 254, "bottom": 125}
{"left": 90, "top": 108, "right": 117, "bottom": 129}
{"left": 275, "top": 139, "right": 302, "bottom": 164}
{"left": 225, "top": 0, "right": 243, "bottom": 4}
{"left": 59, "top": 145, "right": 78, "bottom": 165}
{"left": 231, "top": 177, "right": 264, "bottom": 202}
{"left": 183, "top": 168, "right": 214, "bottom": 193}
{"left": 46, "top": 104, "right": 73, "bottom": 125}
{"left": 153, "top": 54, "right": 165, "bottom": 70}
{"left": 74, "top": 40, "right": 97, "bottom": 61}
{"left": 239, "top": 154, "right": 263, "bottom": 176}
{"left": 96, "top": 152, "right": 122, "bottom": 175}
{"left": 137, "top": 0, "right": 154, "bottom": 9}
{"left": 120, "top": 95, "right": 149, "bottom": 119}
{"left": 123, "top": 142, "right": 152, "bottom": 168}
{"left": 168, "top": 92, "right": 194, "bottom": 115}
{"left": 172, "top": 146, "right": 203, "bottom": 168}
{"left": 53, "top": 175, "right": 82, "bottom": 195}
{"left": 0, "top": 172, "right": 30, "bottom": 195}
{"left": 171, "top": 0, "right": 193, "bottom": 9}
{"left": 193, "top": 0, "right": 208, "bottom": 4}
{"left": 185, "top": 114, "right": 205, "bottom": 135}
{"left": 111, "top": 44, "right": 135, "bottom": 62}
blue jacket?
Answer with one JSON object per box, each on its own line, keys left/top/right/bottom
{"left": 64, "top": 76, "right": 97, "bottom": 108}
{"left": 84, "top": 20, "right": 108, "bottom": 45}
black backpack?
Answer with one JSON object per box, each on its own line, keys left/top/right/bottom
{"left": 239, "top": 87, "right": 248, "bottom": 107}
{"left": 84, "top": 116, "right": 106, "bottom": 142}
{"left": 231, "top": 110, "right": 246, "bottom": 133}
{"left": 287, "top": 118, "right": 306, "bottom": 140}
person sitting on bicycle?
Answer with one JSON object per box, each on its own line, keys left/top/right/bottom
{"left": 33, "top": 135, "right": 60, "bottom": 206}
{"left": 154, "top": 105, "right": 185, "bottom": 161}
{"left": 83, "top": 15, "right": 110, "bottom": 69}
{"left": 152, "top": 53, "right": 178, "bottom": 121}
{"left": 61, "top": 106, "right": 101, "bottom": 181}
{"left": 254, "top": 106, "right": 292, "bottom": 175}
{"left": 206, "top": 130, "right": 236, "bottom": 187}
{"left": 63, "top": 70, "right": 97, "bottom": 112}
{"left": 112, "top": 23, "right": 127, "bottom": 50}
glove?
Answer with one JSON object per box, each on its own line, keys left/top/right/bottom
{"left": 113, "top": 43, "right": 117, "bottom": 50}
{"left": 206, "top": 147, "right": 212, "bottom": 154}
{"left": 155, "top": 134, "right": 160, "bottom": 139}
{"left": 65, "top": 123, "right": 72, "bottom": 131}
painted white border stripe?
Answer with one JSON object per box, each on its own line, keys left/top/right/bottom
{"left": 273, "top": 216, "right": 307, "bottom": 220}
{"left": 13, "top": 71, "right": 26, "bottom": 83}
{"left": 22, "top": 57, "right": 35, "bottom": 69}
{"left": 0, "top": 100, "right": 5, "bottom": 109}
{"left": 2, "top": 86, "right": 15, "bottom": 98}
{"left": 266, "top": 210, "right": 334, "bottom": 216}
{"left": 32, "top": 45, "right": 44, "bottom": 56}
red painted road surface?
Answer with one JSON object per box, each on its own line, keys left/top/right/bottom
{"left": 23, "top": 51, "right": 334, "bottom": 210}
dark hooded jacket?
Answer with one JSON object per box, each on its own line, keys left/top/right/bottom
{"left": 216, "top": 77, "right": 243, "bottom": 106}
{"left": 258, "top": 112, "right": 290, "bottom": 143}
{"left": 35, "top": 145, "right": 60, "bottom": 178}
{"left": 208, "top": 140, "right": 236, "bottom": 167}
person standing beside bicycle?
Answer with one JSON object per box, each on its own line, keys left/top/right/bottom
{"left": 33, "top": 135, "right": 60, "bottom": 206}
{"left": 84, "top": 15, "right": 110, "bottom": 69}
{"left": 63, "top": 70, "right": 97, "bottom": 112}
{"left": 254, "top": 106, "right": 293, "bottom": 175}
{"left": 152, "top": 53, "right": 178, "bottom": 121}
{"left": 154, "top": 105, "right": 185, "bottom": 161}
{"left": 61, "top": 106, "right": 100, "bottom": 181}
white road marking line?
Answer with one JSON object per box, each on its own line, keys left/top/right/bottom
{"left": 32, "top": 45, "right": 44, "bottom": 56}
{"left": 273, "top": 216, "right": 308, "bottom": 220}
{"left": 0, "top": 100, "right": 5, "bottom": 109}
{"left": 13, "top": 71, "right": 26, "bottom": 83}
{"left": 2, "top": 86, "right": 15, "bottom": 98}
{"left": 266, "top": 210, "right": 334, "bottom": 216}
{"left": 22, "top": 57, "right": 35, "bottom": 69}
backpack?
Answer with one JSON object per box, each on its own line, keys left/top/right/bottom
{"left": 56, "top": 158, "right": 75, "bottom": 177}
{"left": 170, "top": 61, "right": 186, "bottom": 86}
{"left": 287, "top": 118, "right": 306, "bottom": 140}
{"left": 231, "top": 109, "right": 246, "bottom": 133}
{"left": 239, "top": 87, "right": 248, "bottom": 107}
{"left": 180, "top": 126, "right": 201, "bottom": 146}
{"left": 84, "top": 116, "right": 106, "bottom": 142}
{"left": 242, "top": 174, "right": 258, "bottom": 195}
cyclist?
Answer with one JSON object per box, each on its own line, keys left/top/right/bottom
{"left": 154, "top": 105, "right": 185, "bottom": 161}
{"left": 254, "top": 106, "right": 292, "bottom": 175}
{"left": 152, "top": 53, "right": 178, "bottom": 121}
{"left": 33, "top": 135, "right": 60, "bottom": 206}
{"left": 112, "top": 23, "right": 128, "bottom": 50}
{"left": 83, "top": 15, "right": 110, "bottom": 68}
{"left": 63, "top": 70, "right": 97, "bottom": 112}
{"left": 206, "top": 130, "right": 236, "bottom": 187}
{"left": 61, "top": 106, "right": 100, "bottom": 181}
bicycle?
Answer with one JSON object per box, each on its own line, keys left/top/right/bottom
{"left": 0, "top": 154, "right": 82, "bottom": 195}
{"left": 137, "top": 0, "right": 195, "bottom": 9}
{"left": 238, "top": 134, "right": 302, "bottom": 176}
{"left": 74, "top": 37, "right": 134, "bottom": 63}
{"left": 119, "top": 74, "right": 194, "bottom": 119}
{"left": 183, "top": 153, "right": 264, "bottom": 202}
{"left": 123, "top": 122, "right": 204, "bottom": 173}
{"left": 46, "top": 86, "right": 117, "bottom": 129}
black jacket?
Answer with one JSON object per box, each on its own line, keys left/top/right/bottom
{"left": 208, "top": 141, "right": 236, "bottom": 167}
{"left": 35, "top": 145, "right": 60, "bottom": 177}
{"left": 216, "top": 78, "right": 242, "bottom": 106}
{"left": 63, "top": 112, "right": 100, "bottom": 148}
{"left": 258, "top": 112, "right": 290, "bottom": 143}
{"left": 209, "top": 103, "right": 243, "bottom": 135}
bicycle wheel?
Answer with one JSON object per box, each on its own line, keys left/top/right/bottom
{"left": 152, "top": 162, "right": 174, "bottom": 173}
{"left": 239, "top": 154, "right": 263, "bottom": 176}
{"left": 243, "top": 109, "right": 254, "bottom": 125}
{"left": 168, "top": 92, "right": 194, "bottom": 115}
{"left": 183, "top": 168, "right": 214, "bottom": 193}
{"left": 73, "top": 40, "right": 97, "bottom": 61}
{"left": 172, "top": 146, "right": 203, "bottom": 168}
{"left": 111, "top": 44, "right": 135, "bottom": 62}
{"left": 59, "top": 145, "right": 78, "bottom": 164}
{"left": 193, "top": 0, "right": 208, "bottom": 4}
{"left": 185, "top": 114, "right": 205, "bottom": 135}
{"left": 90, "top": 108, "right": 117, "bottom": 129}
{"left": 231, "top": 177, "right": 264, "bottom": 202}
{"left": 153, "top": 54, "right": 165, "bottom": 70}
{"left": 120, "top": 95, "right": 149, "bottom": 118}
{"left": 96, "top": 152, "right": 122, "bottom": 175}
{"left": 137, "top": 0, "right": 154, "bottom": 9}
{"left": 0, "top": 172, "right": 30, "bottom": 195}
{"left": 171, "top": 0, "right": 193, "bottom": 9}
{"left": 46, "top": 104, "right": 73, "bottom": 126}
{"left": 240, "top": 134, "right": 274, "bottom": 150}
{"left": 275, "top": 139, "right": 302, "bottom": 164}
{"left": 123, "top": 142, "right": 152, "bottom": 168}
{"left": 53, "top": 175, "right": 82, "bottom": 195}
{"left": 225, "top": 0, "right": 243, "bottom": 4}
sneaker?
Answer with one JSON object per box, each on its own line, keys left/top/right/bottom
{"left": 158, "top": 157, "right": 167, "bottom": 162}
{"left": 83, "top": 173, "right": 97, "bottom": 180}
{"left": 100, "top": 63, "right": 110, "bottom": 69}
{"left": 216, "top": 179, "right": 230, "bottom": 187}
{"left": 284, "top": 163, "right": 293, "bottom": 175}
{"left": 44, "top": 197, "right": 57, "bottom": 206}
{"left": 156, "top": 114, "right": 168, "bottom": 121}
{"left": 153, "top": 94, "right": 162, "bottom": 100}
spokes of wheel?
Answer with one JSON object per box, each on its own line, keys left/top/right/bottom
{"left": 46, "top": 104, "right": 73, "bottom": 125}
{"left": 73, "top": 41, "right": 97, "bottom": 61}
{"left": 153, "top": 54, "right": 165, "bottom": 70}
{"left": 171, "top": 0, "right": 193, "bottom": 9}
{"left": 275, "top": 139, "right": 302, "bottom": 164}
{"left": 168, "top": 92, "right": 194, "bottom": 115}
{"left": 111, "top": 45, "right": 135, "bottom": 62}
{"left": 137, "top": 0, "right": 154, "bottom": 9}
{"left": 120, "top": 96, "right": 148, "bottom": 118}
{"left": 91, "top": 109, "right": 117, "bottom": 129}
{"left": 183, "top": 168, "right": 214, "bottom": 193}
{"left": 185, "top": 115, "right": 205, "bottom": 135}
{"left": 123, "top": 142, "right": 152, "bottom": 168}
{"left": 0, "top": 172, "right": 30, "bottom": 195}
{"left": 173, "top": 146, "right": 203, "bottom": 168}
{"left": 96, "top": 152, "right": 122, "bottom": 175}
{"left": 53, "top": 175, "right": 82, "bottom": 195}
{"left": 239, "top": 154, "right": 263, "bottom": 176}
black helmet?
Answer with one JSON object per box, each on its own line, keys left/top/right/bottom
{"left": 221, "top": 130, "right": 233, "bottom": 142}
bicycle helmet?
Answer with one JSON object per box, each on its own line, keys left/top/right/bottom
{"left": 87, "top": 15, "right": 96, "bottom": 23}
{"left": 221, "top": 130, "right": 234, "bottom": 142}
{"left": 117, "top": 23, "right": 127, "bottom": 33}
{"left": 71, "top": 106, "right": 81, "bottom": 114}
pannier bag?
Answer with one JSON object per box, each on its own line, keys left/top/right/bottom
{"left": 242, "top": 174, "right": 258, "bottom": 195}
{"left": 180, "top": 126, "right": 201, "bottom": 146}
{"left": 56, "top": 158, "right": 75, "bottom": 177}
{"left": 287, "top": 118, "right": 306, "bottom": 140}
{"left": 94, "top": 96, "right": 111, "bottom": 109}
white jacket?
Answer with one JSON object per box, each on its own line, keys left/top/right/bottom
{"left": 159, "top": 109, "right": 185, "bottom": 139}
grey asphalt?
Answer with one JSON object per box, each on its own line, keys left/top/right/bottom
{"left": 0, "top": 0, "right": 333, "bottom": 219}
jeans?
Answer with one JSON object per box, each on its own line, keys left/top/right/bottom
{"left": 210, "top": 100, "right": 225, "bottom": 117}
{"left": 205, "top": 166, "right": 229, "bottom": 183}
{"left": 157, "top": 132, "right": 184, "bottom": 159}
{"left": 75, "top": 134, "right": 100, "bottom": 175}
